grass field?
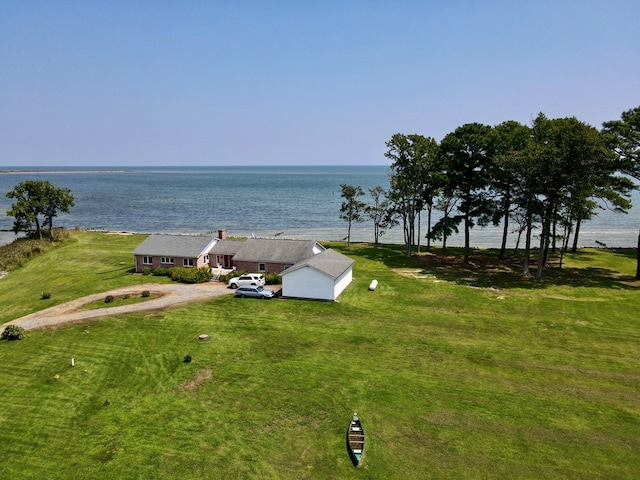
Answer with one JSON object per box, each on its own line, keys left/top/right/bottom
{"left": 0, "top": 231, "right": 638, "bottom": 479}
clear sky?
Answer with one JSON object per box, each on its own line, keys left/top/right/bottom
{"left": 1, "top": 1, "right": 638, "bottom": 167}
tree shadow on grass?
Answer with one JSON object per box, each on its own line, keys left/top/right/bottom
{"left": 332, "top": 242, "right": 640, "bottom": 291}
{"left": 97, "top": 266, "right": 136, "bottom": 280}
{"left": 414, "top": 249, "right": 640, "bottom": 290}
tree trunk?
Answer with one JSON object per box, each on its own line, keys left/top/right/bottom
{"left": 347, "top": 220, "right": 352, "bottom": 248}
{"left": 561, "top": 222, "right": 571, "bottom": 257}
{"left": 523, "top": 210, "right": 532, "bottom": 276}
{"left": 404, "top": 217, "right": 412, "bottom": 258}
{"left": 571, "top": 217, "right": 582, "bottom": 253}
{"left": 535, "top": 208, "right": 553, "bottom": 281}
{"left": 417, "top": 210, "right": 421, "bottom": 253}
{"left": 35, "top": 217, "right": 42, "bottom": 240}
{"left": 513, "top": 226, "right": 523, "bottom": 256}
{"left": 500, "top": 210, "right": 509, "bottom": 259}
{"left": 636, "top": 227, "right": 640, "bottom": 280}
{"left": 500, "top": 191, "right": 510, "bottom": 259}
{"left": 426, "top": 204, "right": 432, "bottom": 250}
{"left": 535, "top": 222, "right": 546, "bottom": 281}
{"left": 463, "top": 212, "right": 470, "bottom": 265}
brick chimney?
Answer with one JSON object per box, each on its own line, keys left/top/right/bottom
{"left": 217, "top": 228, "right": 227, "bottom": 240}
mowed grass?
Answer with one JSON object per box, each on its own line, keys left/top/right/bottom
{"left": 0, "top": 232, "right": 639, "bottom": 479}
{"left": 0, "top": 232, "right": 171, "bottom": 324}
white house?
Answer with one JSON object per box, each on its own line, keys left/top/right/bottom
{"left": 280, "top": 249, "right": 354, "bottom": 301}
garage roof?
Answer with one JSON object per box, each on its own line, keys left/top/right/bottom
{"left": 281, "top": 249, "right": 354, "bottom": 279}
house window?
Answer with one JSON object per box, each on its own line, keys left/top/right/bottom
{"left": 183, "top": 258, "right": 194, "bottom": 267}
{"left": 161, "top": 257, "right": 174, "bottom": 264}
{"left": 258, "top": 263, "right": 266, "bottom": 271}
{"left": 283, "top": 264, "right": 293, "bottom": 270}
{"left": 143, "top": 256, "right": 152, "bottom": 265}
{"left": 204, "top": 255, "right": 209, "bottom": 263}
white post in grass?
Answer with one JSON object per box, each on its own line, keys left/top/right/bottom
{"left": 71, "top": 355, "right": 75, "bottom": 367}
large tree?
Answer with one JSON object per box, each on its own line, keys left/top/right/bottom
{"left": 602, "top": 105, "right": 640, "bottom": 278}
{"left": 6, "top": 180, "right": 74, "bottom": 239}
{"left": 385, "top": 133, "right": 439, "bottom": 257}
{"left": 439, "top": 123, "right": 494, "bottom": 265}
{"left": 339, "top": 184, "right": 366, "bottom": 248}
{"left": 523, "top": 114, "right": 629, "bottom": 280}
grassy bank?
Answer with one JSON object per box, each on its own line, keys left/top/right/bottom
{"left": 0, "top": 231, "right": 638, "bottom": 479}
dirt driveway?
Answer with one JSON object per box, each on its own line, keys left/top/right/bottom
{"left": 2, "top": 282, "right": 234, "bottom": 332}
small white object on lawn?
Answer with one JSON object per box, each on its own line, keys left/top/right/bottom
{"left": 369, "top": 280, "right": 378, "bottom": 291}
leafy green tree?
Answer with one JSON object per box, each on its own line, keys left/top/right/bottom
{"left": 523, "top": 114, "right": 629, "bottom": 280}
{"left": 365, "top": 186, "right": 393, "bottom": 244}
{"left": 602, "top": 105, "right": 640, "bottom": 278}
{"left": 439, "top": 123, "right": 494, "bottom": 265}
{"left": 427, "top": 193, "right": 460, "bottom": 250}
{"left": 6, "top": 180, "right": 74, "bottom": 239}
{"left": 339, "top": 184, "right": 366, "bottom": 248}
{"left": 385, "top": 133, "right": 439, "bottom": 257}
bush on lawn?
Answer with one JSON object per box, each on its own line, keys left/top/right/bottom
{"left": 1, "top": 325, "right": 26, "bottom": 341}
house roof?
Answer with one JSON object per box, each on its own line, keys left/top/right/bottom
{"left": 232, "top": 238, "right": 324, "bottom": 264}
{"left": 281, "top": 249, "right": 354, "bottom": 279}
{"left": 209, "top": 239, "right": 245, "bottom": 256}
{"left": 132, "top": 234, "right": 218, "bottom": 258}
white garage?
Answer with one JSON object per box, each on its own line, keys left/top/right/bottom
{"left": 280, "top": 249, "right": 354, "bottom": 301}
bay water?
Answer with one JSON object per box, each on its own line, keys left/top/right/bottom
{"left": 1, "top": 166, "right": 638, "bottom": 248}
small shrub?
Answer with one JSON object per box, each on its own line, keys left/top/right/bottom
{"left": 1, "top": 325, "right": 26, "bottom": 341}
{"left": 219, "top": 270, "right": 248, "bottom": 284}
{"left": 122, "top": 295, "right": 130, "bottom": 300}
{"left": 183, "top": 355, "right": 192, "bottom": 363}
{"left": 171, "top": 267, "right": 212, "bottom": 284}
{"left": 141, "top": 290, "right": 150, "bottom": 298}
{"left": 152, "top": 267, "right": 173, "bottom": 277}
{"left": 40, "top": 291, "right": 51, "bottom": 300}
{"left": 104, "top": 295, "right": 114, "bottom": 304}
{"left": 264, "top": 272, "right": 282, "bottom": 285}
{"left": 142, "top": 267, "right": 152, "bottom": 275}
{"left": 193, "top": 266, "right": 213, "bottom": 283}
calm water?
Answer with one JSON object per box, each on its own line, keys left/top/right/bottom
{"left": 1, "top": 166, "right": 638, "bottom": 248}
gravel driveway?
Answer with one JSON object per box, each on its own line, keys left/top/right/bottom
{"left": 1, "top": 282, "right": 234, "bottom": 331}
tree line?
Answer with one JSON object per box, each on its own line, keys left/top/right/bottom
{"left": 340, "top": 105, "right": 640, "bottom": 280}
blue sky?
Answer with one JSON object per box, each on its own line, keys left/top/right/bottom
{"left": 1, "top": 1, "right": 638, "bottom": 166}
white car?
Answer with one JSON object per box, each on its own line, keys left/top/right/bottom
{"left": 228, "top": 273, "right": 265, "bottom": 289}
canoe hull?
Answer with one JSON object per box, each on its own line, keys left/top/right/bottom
{"left": 346, "top": 413, "right": 365, "bottom": 466}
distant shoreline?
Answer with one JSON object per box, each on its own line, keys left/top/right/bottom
{"left": 0, "top": 169, "right": 126, "bottom": 175}
{"left": 2, "top": 228, "right": 635, "bottom": 252}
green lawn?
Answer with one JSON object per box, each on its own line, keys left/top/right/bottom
{"left": 0, "top": 232, "right": 638, "bottom": 479}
